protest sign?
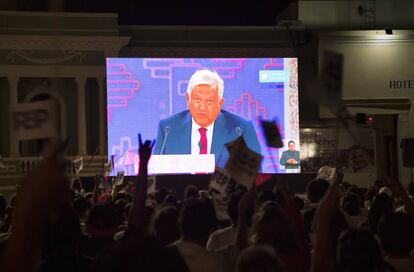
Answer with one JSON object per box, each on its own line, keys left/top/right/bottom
{"left": 72, "top": 156, "right": 83, "bottom": 175}
{"left": 225, "top": 136, "right": 245, "bottom": 154}
{"left": 147, "top": 175, "right": 157, "bottom": 194}
{"left": 103, "top": 160, "right": 113, "bottom": 177}
{"left": 317, "top": 166, "right": 336, "bottom": 182}
{"left": 115, "top": 171, "right": 125, "bottom": 186}
{"left": 225, "top": 136, "right": 262, "bottom": 189}
{"left": 209, "top": 167, "right": 231, "bottom": 195}
{"left": 260, "top": 119, "right": 283, "bottom": 148}
{"left": 209, "top": 167, "right": 232, "bottom": 221}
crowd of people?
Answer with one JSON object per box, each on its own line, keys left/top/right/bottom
{"left": 0, "top": 137, "right": 413, "bottom": 272}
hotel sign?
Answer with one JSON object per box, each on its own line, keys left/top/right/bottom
{"left": 389, "top": 80, "right": 414, "bottom": 89}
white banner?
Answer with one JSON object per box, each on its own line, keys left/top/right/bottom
{"left": 11, "top": 100, "right": 59, "bottom": 141}
{"left": 133, "top": 154, "right": 215, "bottom": 174}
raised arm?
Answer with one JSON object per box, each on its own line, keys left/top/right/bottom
{"left": 311, "top": 180, "right": 340, "bottom": 272}
{"left": 128, "top": 134, "right": 155, "bottom": 228}
{"left": 0, "top": 140, "right": 70, "bottom": 272}
{"left": 235, "top": 187, "right": 255, "bottom": 251}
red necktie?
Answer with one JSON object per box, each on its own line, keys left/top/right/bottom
{"left": 198, "top": 127, "right": 207, "bottom": 154}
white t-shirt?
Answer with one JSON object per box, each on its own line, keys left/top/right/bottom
{"left": 207, "top": 226, "right": 236, "bottom": 251}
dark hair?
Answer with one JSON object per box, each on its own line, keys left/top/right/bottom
{"left": 368, "top": 193, "right": 394, "bottom": 233}
{"left": 236, "top": 245, "right": 286, "bottom": 272}
{"left": 346, "top": 186, "right": 367, "bottom": 204}
{"left": 150, "top": 205, "right": 180, "bottom": 245}
{"left": 258, "top": 190, "right": 276, "bottom": 205}
{"left": 155, "top": 187, "right": 169, "bottom": 205}
{"left": 184, "top": 185, "right": 199, "bottom": 199}
{"left": 378, "top": 212, "right": 414, "bottom": 257}
{"left": 44, "top": 205, "right": 82, "bottom": 256}
{"left": 72, "top": 195, "right": 91, "bottom": 219}
{"left": 347, "top": 145, "right": 369, "bottom": 155}
{"left": 288, "top": 140, "right": 295, "bottom": 145}
{"left": 307, "top": 179, "right": 330, "bottom": 204}
{"left": 72, "top": 178, "right": 82, "bottom": 191}
{"left": 251, "top": 203, "right": 298, "bottom": 255}
{"left": 87, "top": 203, "right": 119, "bottom": 229}
{"left": 164, "top": 194, "right": 178, "bottom": 206}
{"left": 292, "top": 196, "right": 305, "bottom": 210}
{"left": 337, "top": 229, "right": 387, "bottom": 272}
{"left": 113, "top": 192, "right": 133, "bottom": 203}
{"left": 179, "top": 198, "right": 216, "bottom": 246}
{"left": 342, "top": 193, "right": 361, "bottom": 216}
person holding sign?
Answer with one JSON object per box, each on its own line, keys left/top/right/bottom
{"left": 153, "top": 69, "right": 261, "bottom": 168}
{"left": 279, "top": 140, "right": 300, "bottom": 169}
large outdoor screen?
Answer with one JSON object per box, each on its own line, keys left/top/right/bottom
{"left": 106, "top": 58, "right": 299, "bottom": 175}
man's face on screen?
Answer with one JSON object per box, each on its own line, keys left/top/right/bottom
{"left": 288, "top": 142, "right": 295, "bottom": 151}
{"left": 186, "top": 84, "right": 224, "bottom": 127}
{"left": 349, "top": 149, "right": 370, "bottom": 170}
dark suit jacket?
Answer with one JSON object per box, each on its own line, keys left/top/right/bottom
{"left": 153, "top": 110, "right": 261, "bottom": 168}
{"left": 279, "top": 150, "right": 300, "bottom": 169}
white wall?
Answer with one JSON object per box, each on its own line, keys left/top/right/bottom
{"left": 318, "top": 30, "right": 414, "bottom": 185}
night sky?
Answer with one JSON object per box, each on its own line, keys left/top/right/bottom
{"left": 0, "top": 0, "right": 291, "bottom": 25}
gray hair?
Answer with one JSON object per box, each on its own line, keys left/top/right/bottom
{"left": 186, "top": 69, "right": 224, "bottom": 99}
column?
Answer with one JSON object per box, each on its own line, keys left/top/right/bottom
{"left": 8, "top": 76, "right": 19, "bottom": 157}
{"left": 97, "top": 76, "right": 106, "bottom": 155}
{"left": 76, "top": 77, "right": 87, "bottom": 155}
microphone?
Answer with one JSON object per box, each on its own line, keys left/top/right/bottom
{"left": 236, "top": 126, "right": 242, "bottom": 136}
{"left": 160, "top": 125, "right": 171, "bottom": 155}
{"left": 198, "top": 141, "right": 204, "bottom": 150}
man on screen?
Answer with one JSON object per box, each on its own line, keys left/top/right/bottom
{"left": 153, "top": 69, "right": 261, "bottom": 168}
{"left": 279, "top": 140, "right": 300, "bottom": 169}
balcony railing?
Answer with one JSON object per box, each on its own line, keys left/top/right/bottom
{"left": 0, "top": 155, "right": 107, "bottom": 179}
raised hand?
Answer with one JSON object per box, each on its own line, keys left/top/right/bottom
{"left": 0, "top": 139, "right": 70, "bottom": 272}
{"left": 138, "top": 133, "right": 155, "bottom": 166}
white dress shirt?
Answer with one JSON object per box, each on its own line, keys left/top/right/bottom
{"left": 191, "top": 119, "right": 214, "bottom": 154}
